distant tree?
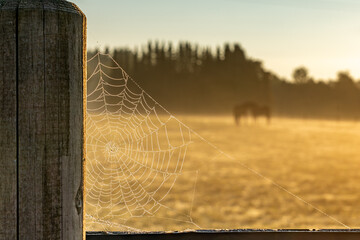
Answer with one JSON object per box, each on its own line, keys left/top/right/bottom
{"left": 336, "top": 71, "right": 355, "bottom": 88}
{"left": 104, "top": 46, "right": 110, "bottom": 54}
{"left": 356, "top": 80, "right": 360, "bottom": 89}
{"left": 292, "top": 67, "right": 309, "bottom": 84}
{"left": 87, "top": 42, "right": 360, "bottom": 119}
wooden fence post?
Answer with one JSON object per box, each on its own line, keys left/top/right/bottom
{"left": 0, "top": 0, "right": 86, "bottom": 239}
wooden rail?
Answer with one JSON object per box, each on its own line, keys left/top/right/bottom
{"left": 87, "top": 230, "right": 360, "bottom": 240}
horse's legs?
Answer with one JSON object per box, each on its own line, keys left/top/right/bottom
{"left": 267, "top": 116, "right": 271, "bottom": 125}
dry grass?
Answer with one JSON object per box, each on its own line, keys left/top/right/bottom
{"left": 86, "top": 116, "right": 360, "bottom": 231}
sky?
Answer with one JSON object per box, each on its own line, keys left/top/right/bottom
{"left": 71, "top": 0, "right": 360, "bottom": 80}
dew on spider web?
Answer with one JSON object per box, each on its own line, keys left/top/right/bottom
{"left": 85, "top": 52, "right": 199, "bottom": 231}
{"left": 85, "top": 52, "right": 350, "bottom": 232}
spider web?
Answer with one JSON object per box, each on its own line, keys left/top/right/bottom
{"left": 85, "top": 52, "right": 198, "bottom": 231}
{"left": 85, "top": 52, "right": 349, "bottom": 232}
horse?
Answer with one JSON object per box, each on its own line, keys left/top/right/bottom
{"left": 233, "top": 102, "right": 271, "bottom": 125}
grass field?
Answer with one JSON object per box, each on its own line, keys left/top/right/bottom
{"left": 86, "top": 115, "right": 360, "bottom": 231}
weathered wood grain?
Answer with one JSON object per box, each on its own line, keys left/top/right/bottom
{"left": 0, "top": 1, "right": 17, "bottom": 239}
{"left": 18, "top": 2, "right": 45, "bottom": 238}
{"left": 44, "top": 7, "right": 62, "bottom": 239}
{"left": 0, "top": 0, "right": 86, "bottom": 239}
{"left": 57, "top": 7, "right": 85, "bottom": 240}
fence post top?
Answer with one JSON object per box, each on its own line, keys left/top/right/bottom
{"left": 0, "top": 0, "right": 85, "bottom": 17}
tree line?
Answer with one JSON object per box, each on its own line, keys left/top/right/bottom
{"left": 88, "top": 41, "right": 360, "bottom": 120}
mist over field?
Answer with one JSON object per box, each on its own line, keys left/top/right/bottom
{"left": 86, "top": 115, "right": 360, "bottom": 231}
